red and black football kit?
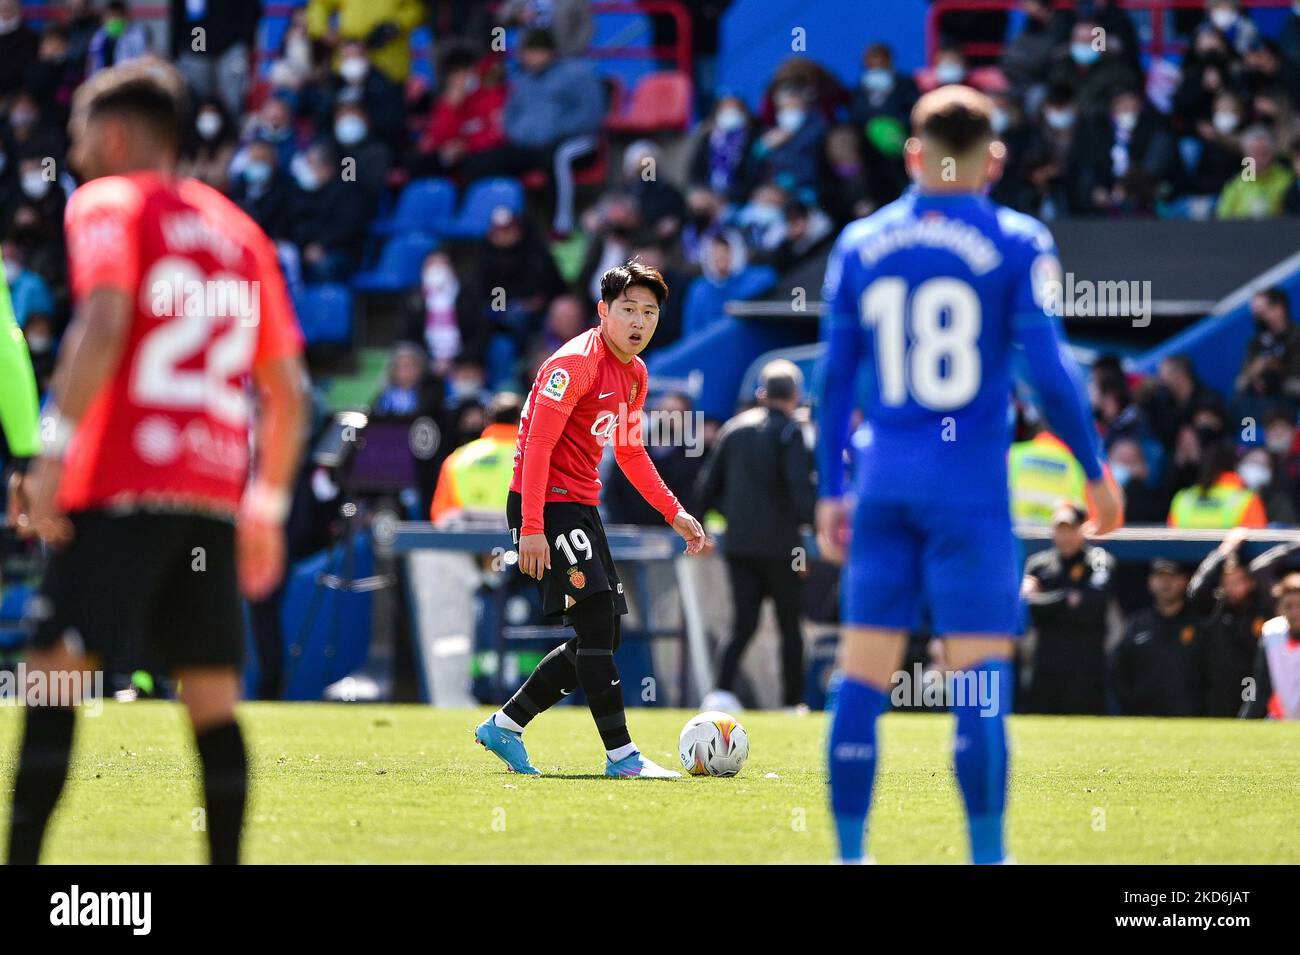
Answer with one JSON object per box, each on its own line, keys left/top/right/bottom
{"left": 502, "top": 326, "right": 682, "bottom": 753}
{"left": 507, "top": 326, "right": 680, "bottom": 620}
{"left": 32, "top": 171, "right": 302, "bottom": 671}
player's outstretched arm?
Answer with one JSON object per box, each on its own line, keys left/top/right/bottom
{"left": 239, "top": 354, "right": 308, "bottom": 600}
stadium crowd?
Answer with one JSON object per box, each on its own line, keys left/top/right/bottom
{"left": 1, "top": 0, "right": 1300, "bottom": 716}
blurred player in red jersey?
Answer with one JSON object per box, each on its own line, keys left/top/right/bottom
{"left": 475, "top": 261, "right": 709, "bottom": 777}
{"left": 6, "top": 60, "right": 307, "bottom": 864}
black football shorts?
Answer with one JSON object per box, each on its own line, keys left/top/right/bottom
{"left": 28, "top": 509, "right": 245, "bottom": 671}
{"left": 506, "top": 490, "right": 628, "bottom": 620}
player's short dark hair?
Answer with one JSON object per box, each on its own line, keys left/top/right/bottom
{"left": 488, "top": 392, "right": 522, "bottom": 426}
{"left": 70, "top": 57, "right": 187, "bottom": 152}
{"left": 911, "top": 85, "right": 994, "bottom": 155}
{"left": 600, "top": 260, "right": 669, "bottom": 307}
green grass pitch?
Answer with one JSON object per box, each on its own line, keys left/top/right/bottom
{"left": 1, "top": 702, "right": 1297, "bottom": 863}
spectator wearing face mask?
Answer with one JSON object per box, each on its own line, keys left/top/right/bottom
{"left": 228, "top": 138, "right": 294, "bottom": 241}
{"left": 1264, "top": 409, "right": 1300, "bottom": 485}
{"left": 1218, "top": 125, "right": 1294, "bottom": 219}
{"left": 1073, "top": 88, "right": 1173, "bottom": 216}
{"left": 849, "top": 43, "right": 914, "bottom": 204}
{"left": 331, "top": 101, "right": 390, "bottom": 201}
{"left": 1236, "top": 446, "right": 1295, "bottom": 523}
{"left": 20, "top": 312, "right": 55, "bottom": 395}
{"left": 402, "top": 249, "right": 487, "bottom": 373}
{"left": 309, "top": 39, "right": 405, "bottom": 151}
{"left": 1169, "top": 443, "right": 1268, "bottom": 529}
{"left": 170, "top": 0, "right": 260, "bottom": 119}
{"left": 306, "top": 0, "right": 424, "bottom": 84}
{"left": 1199, "top": 0, "right": 1260, "bottom": 58}
{"left": 86, "top": 0, "right": 151, "bottom": 75}
{"left": 287, "top": 141, "right": 370, "bottom": 283}
{"left": 1022, "top": 85, "right": 1082, "bottom": 216}
{"left": 1107, "top": 438, "right": 1172, "bottom": 525}
{"left": 179, "top": 98, "right": 238, "bottom": 191}
{"left": 989, "top": 93, "right": 1047, "bottom": 214}
{"left": 743, "top": 83, "right": 827, "bottom": 202}
{"left": 15, "top": 153, "right": 66, "bottom": 226}
{"left": 1180, "top": 90, "right": 1245, "bottom": 200}
{"left": 1047, "top": 18, "right": 1138, "bottom": 114}
{"left": 0, "top": 0, "right": 38, "bottom": 98}
{"left": 689, "top": 94, "right": 755, "bottom": 202}
{"left": 5, "top": 92, "right": 62, "bottom": 164}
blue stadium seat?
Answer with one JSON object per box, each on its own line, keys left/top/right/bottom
{"left": 293, "top": 283, "right": 354, "bottom": 346}
{"left": 439, "top": 177, "right": 524, "bottom": 239}
{"left": 369, "top": 177, "right": 457, "bottom": 237}
{"left": 0, "top": 583, "right": 32, "bottom": 650}
{"left": 352, "top": 233, "right": 438, "bottom": 294}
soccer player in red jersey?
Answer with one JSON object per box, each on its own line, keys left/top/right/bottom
{"left": 475, "top": 261, "right": 708, "bottom": 777}
{"left": 6, "top": 60, "right": 307, "bottom": 864}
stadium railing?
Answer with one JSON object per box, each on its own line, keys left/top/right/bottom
{"left": 388, "top": 521, "right": 1300, "bottom": 707}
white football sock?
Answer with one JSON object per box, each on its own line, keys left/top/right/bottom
{"left": 493, "top": 711, "right": 525, "bottom": 734}
{"left": 606, "top": 742, "right": 637, "bottom": 762}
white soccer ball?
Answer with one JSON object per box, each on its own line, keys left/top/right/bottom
{"left": 678, "top": 710, "right": 749, "bottom": 777}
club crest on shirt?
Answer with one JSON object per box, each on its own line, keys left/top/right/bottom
{"left": 542, "top": 368, "right": 570, "bottom": 401}
{"left": 568, "top": 567, "right": 587, "bottom": 590}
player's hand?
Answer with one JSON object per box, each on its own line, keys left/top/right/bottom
{"left": 816, "top": 498, "right": 850, "bottom": 565}
{"left": 1083, "top": 471, "right": 1125, "bottom": 538}
{"left": 26, "top": 458, "right": 71, "bottom": 547}
{"left": 237, "top": 514, "right": 286, "bottom": 601}
{"left": 671, "top": 510, "right": 709, "bottom": 556}
{"left": 517, "top": 532, "right": 550, "bottom": 580}
{"left": 6, "top": 470, "right": 31, "bottom": 537}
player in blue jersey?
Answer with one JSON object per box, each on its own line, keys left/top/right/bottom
{"left": 816, "top": 86, "right": 1123, "bottom": 864}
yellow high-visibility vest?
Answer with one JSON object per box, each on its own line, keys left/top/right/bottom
{"left": 1009, "top": 432, "right": 1087, "bottom": 524}
{"left": 1168, "top": 478, "right": 1264, "bottom": 529}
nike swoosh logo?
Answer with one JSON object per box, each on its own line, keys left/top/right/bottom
{"left": 599, "top": 391, "right": 615, "bottom": 399}
{"left": 610, "top": 679, "right": 621, "bottom": 686}
{"left": 560, "top": 688, "right": 573, "bottom": 696}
